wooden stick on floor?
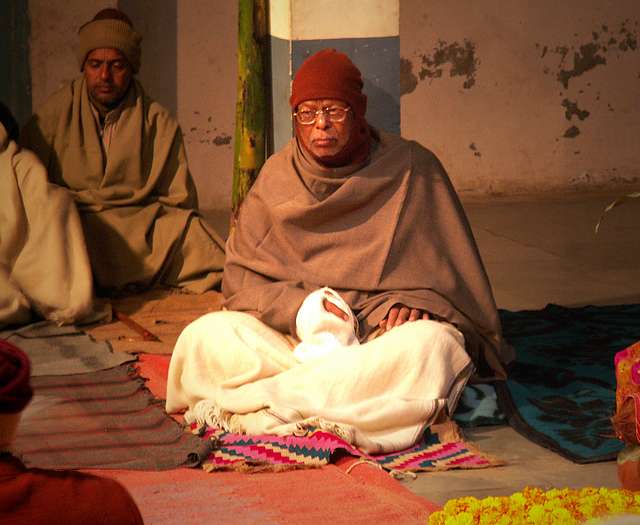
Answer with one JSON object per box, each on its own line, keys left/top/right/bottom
{"left": 113, "top": 308, "right": 161, "bottom": 342}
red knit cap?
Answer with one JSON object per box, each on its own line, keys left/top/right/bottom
{"left": 0, "top": 340, "right": 33, "bottom": 414}
{"left": 290, "top": 49, "right": 367, "bottom": 118}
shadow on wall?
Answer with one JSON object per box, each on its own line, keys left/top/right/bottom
{"left": 362, "top": 78, "right": 400, "bottom": 135}
{"left": 0, "top": 0, "right": 31, "bottom": 126}
{"left": 118, "top": 0, "right": 177, "bottom": 117}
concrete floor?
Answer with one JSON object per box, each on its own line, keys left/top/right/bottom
{"left": 401, "top": 190, "right": 640, "bottom": 505}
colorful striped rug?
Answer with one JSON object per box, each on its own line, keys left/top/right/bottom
{"left": 197, "top": 422, "right": 502, "bottom": 473}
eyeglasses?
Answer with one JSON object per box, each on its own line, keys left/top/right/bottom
{"left": 293, "top": 106, "right": 351, "bottom": 125}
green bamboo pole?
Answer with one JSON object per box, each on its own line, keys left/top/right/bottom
{"left": 232, "top": 0, "right": 268, "bottom": 221}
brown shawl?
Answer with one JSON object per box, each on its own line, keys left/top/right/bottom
{"left": 223, "top": 130, "right": 514, "bottom": 379}
{"left": 0, "top": 124, "right": 94, "bottom": 327}
{"left": 20, "top": 77, "right": 224, "bottom": 294}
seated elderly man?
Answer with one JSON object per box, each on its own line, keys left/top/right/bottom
{"left": 166, "top": 49, "right": 514, "bottom": 454}
{"left": 21, "top": 8, "right": 224, "bottom": 296}
{"left": 0, "top": 340, "right": 143, "bottom": 524}
{"left": 0, "top": 102, "right": 95, "bottom": 328}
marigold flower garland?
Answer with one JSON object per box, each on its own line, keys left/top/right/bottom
{"left": 428, "top": 487, "right": 640, "bottom": 525}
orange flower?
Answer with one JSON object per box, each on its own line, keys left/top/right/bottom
{"left": 428, "top": 487, "right": 640, "bottom": 525}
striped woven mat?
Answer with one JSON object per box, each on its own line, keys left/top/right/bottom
{"left": 14, "top": 364, "right": 211, "bottom": 470}
{"left": 197, "top": 421, "right": 503, "bottom": 473}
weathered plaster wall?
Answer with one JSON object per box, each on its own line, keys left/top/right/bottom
{"left": 400, "top": 0, "right": 640, "bottom": 196}
{"left": 27, "top": 0, "right": 236, "bottom": 212}
{"left": 27, "top": 1, "right": 639, "bottom": 205}
{"left": 29, "top": 0, "right": 113, "bottom": 110}
{"left": 174, "top": 1, "right": 236, "bottom": 213}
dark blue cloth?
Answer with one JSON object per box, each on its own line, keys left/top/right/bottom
{"left": 496, "top": 303, "right": 640, "bottom": 463}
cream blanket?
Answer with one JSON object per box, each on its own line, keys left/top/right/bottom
{"left": 166, "top": 311, "right": 473, "bottom": 454}
{"left": 0, "top": 123, "right": 94, "bottom": 327}
{"left": 21, "top": 77, "right": 225, "bottom": 294}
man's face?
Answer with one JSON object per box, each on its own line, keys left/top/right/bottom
{"left": 295, "top": 99, "right": 353, "bottom": 160}
{"left": 83, "top": 48, "right": 132, "bottom": 108}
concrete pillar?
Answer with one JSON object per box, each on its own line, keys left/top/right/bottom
{"left": 268, "top": 0, "right": 399, "bottom": 153}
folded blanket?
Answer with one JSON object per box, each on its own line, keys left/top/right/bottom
{"left": 293, "top": 287, "right": 359, "bottom": 363}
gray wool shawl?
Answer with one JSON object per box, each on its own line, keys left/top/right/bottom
{"left": 223, "top": 130, "right": 514, "bottom": 379}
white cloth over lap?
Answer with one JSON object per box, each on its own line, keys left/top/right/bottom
{"left": 293, "top": 287, "right": 359, "bottom": 363}
{"left": 166, "top": 310, "right": 472, "bottom": 454}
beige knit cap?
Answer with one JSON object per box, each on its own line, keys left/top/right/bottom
{"left": 77, "top": 18, "right": 142, "bottom": 73}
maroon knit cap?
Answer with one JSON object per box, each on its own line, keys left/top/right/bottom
{"left": 290, "top": 49, "right": 367, "bottom": 118}
{"left": 0, "top": 340, "right": 33, "bottom": 414}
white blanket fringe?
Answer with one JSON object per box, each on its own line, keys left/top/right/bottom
{"left": 185, "top": 400, "right": 236, "bottom": 432}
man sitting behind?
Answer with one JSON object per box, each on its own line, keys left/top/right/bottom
{"left": 165, "top": 50, "right": 514, "bottom": 454}
{"left": 21, "top": 8, "right": 225, "bottom": 296}
{"left": 0, "top": 102, "right": 95, "bottom": 328}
